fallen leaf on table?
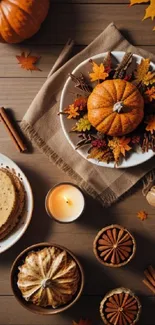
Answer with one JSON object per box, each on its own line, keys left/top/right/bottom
{"left": 108, "top": 137, "right": 132, "bottom": 163}
{"left": 129, "top": 0, "right": 155, "bottom": 31}
{"left": 134, "top": 58, "right": 150, "bottom": 85}
{"left": 73, "top": 319, "right": 92, "bottom": 325}
{"left": 137, "top": 210, "right": 148, "bottom": 221}
{"left": 89, "top": 61, "right": 109, "bottom": 82}
{"left": 145, "top": 114, "right": 155, "bottom": 133}
{"left": 72, "top": 115, "right": 91, "bottom": 132}
{"left": 145, "top": 87, "right": 155, "bottom": 102}
{"left": 16, "top": 52, "right": 41, "bottom": 71}
{"left": 64, "top": 104, "right": 80, "bottom": 119}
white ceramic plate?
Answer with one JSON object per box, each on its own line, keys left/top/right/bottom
{"left": 0, "top": 154, "right": 33, "bottom": 253}
{"left": 60, "top": 51, "right": 155, "bottom": 168}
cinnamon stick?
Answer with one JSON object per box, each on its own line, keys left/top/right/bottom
{"left": 48, "top": 38, "right": 74, "bottom": 77}
{"left": 0, "top": 107, "right": 27, "bottom": 152}
{"left": 143, "top": 278, "right": 155, "bottom": 295}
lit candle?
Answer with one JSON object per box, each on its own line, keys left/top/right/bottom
{"left": 45, "top": 183, "right": 85, "bottom": 223}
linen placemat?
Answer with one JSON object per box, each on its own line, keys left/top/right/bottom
{"left": 21, "top": 23, "right": 155, "bottom": 207}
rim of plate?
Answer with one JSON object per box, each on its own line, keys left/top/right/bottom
{"left": 0, "top": 153, "right": 34, "bottom": 253}
{"left": 60, "top": 51, "right": 155, "bottom": 168}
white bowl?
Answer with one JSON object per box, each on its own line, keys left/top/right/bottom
{"left": 60, "top": 51, "right": 155, "bottom": 168}
{"left": 0, "top": 154, "right": 33, "bottom": 253}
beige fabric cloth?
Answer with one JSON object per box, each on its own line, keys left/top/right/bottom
{"left": 21, "top": 23, "right": 155, "bottom": 206}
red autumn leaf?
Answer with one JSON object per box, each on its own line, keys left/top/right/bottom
{"left": 16, "top": 52, "right": 41, "bottom": 71}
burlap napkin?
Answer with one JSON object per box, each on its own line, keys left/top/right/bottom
{"left": 21, "top": 23, "right": 155, "bottom": 207}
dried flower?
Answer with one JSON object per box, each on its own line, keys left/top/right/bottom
{"left": 91, "top": 139, "right": 107, "bottom": 149}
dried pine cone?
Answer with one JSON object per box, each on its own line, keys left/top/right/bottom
{"left": 93, "top": 225, "right": 136, "bottom": 267}
{"left": 100, "top": 288, "right": 141, "bottom": 325}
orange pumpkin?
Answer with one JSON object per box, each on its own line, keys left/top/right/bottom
{"left": 0, "top": 0, "right": 50, "bottom": 44}
{"left": 87, "top": 79, "right": 144, "bottom": 137}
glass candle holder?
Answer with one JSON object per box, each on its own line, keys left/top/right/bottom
{"left": 45, "top": 183, "right": 85, "bottom": 223}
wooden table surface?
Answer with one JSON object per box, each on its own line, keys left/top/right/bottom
{"left": 1, "top": 1, "right": 155, "bottom": 324}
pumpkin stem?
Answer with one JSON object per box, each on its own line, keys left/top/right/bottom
{"left": 41, "top": 278, "right": 53, "bottom": 288}
{"left": 113, "top": 101, "right": 124, "bottom": 113}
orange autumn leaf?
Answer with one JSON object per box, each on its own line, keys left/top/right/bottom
{"left": 145, "top": 114, "right": 155, "bottom": 133}
{"left": 16, "top": 52, "right": 41, "bottom": 71}
{"left": 89, "top": 61, "right": 109, "bottom": 82}
{"left": 145, "top": 87, "right": 155, "bottom": 102}
{"left": 73, "top": 320, "right": 92, "bottom": 325}
{"left": 108, "top": 137, "right": 132, "bottom": 163}
{"left": 64, "top": 104, "right": 80, "bottom": 119}
{"left": 134, "top": 58, "right": 150, "bottom": 85}
{"left": 137, "top": 210, "right": 148, "bottom": 221}
{"left": 130, "top": 0, "right": 155, "bottom": 30}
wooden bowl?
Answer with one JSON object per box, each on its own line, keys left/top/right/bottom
{"left": 10, "top": 242, "right": 84, "bottom": 315}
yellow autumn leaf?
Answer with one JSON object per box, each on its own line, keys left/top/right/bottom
{"left": 89, "top": 61, "right": 109, "bottom": 82}
{"left": 143, "top": 71, "right": 155, "bottom": 86}
{"left": 108, "top": 137, "right": 132, "bottom": 163}
{"left": 129, "top": 0, "right": 155, "bottom": 31}
{"left": 134, "top": 58, "right": 150, "bottom": 85}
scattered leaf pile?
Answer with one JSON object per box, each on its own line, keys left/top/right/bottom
{"left": 61, "top": 52, "right": 155, "bottom": 166}
{"left": 129, "top": 0, "right": 155, "bottom": 31}
{"left": 16, "top": 52, "right": 41, "bottom": 71}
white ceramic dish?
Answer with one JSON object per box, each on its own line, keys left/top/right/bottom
{"left": 0, "top": 153, "right": 33, "bottom": 253}
{"left": 60, "top": 51, "right": 155, "bottom": 168}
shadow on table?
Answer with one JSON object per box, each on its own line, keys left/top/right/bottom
{"left": 0, "top": 164, "right": 52, "bottom": 264}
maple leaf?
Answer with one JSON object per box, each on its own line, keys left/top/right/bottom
{"left": 137, "top": 210, "right": 148, "bottom": 221}
{"left": 108, "top": 137, "right": 132, "bottom": 162}
{"left": 145, "top": 114, "right": 155, "bottom": 133}
{"left": 129, "top": 0, "right": 155, "bottom": 31}
{"left": 89, "top": 61, "right": 109, "bottom": 82}
{"left": 134, "top": 58, "right": 150, "bottom": 85}
{"left": 145, "top": 87, "right": 155, "bottom": 102}
{"left": 16, "top": 52, "right": 41, "bottom": 71}
{"left": 64, "top": 104, "right": 80, "bottom": 119}
{"left": 73, "top": 320, "right": 92, "bottom": 325}
{"left": 143, "top": 71, "right": 155, "bottom": 86}
{"left": 72, "top": 115, "right": 91, "bottom": 132}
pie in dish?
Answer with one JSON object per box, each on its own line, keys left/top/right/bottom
{"left": 17, "top": 246, "right": 80, "bottom": 308}
{"left": 0, "top": 168, "right": 25, "bottom": 240}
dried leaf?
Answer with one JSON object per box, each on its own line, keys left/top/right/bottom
{"left": 113, "top": 52, "right": 133, "bottom": 79}
{"left": 137, "top": 210, "right": 148, "bottom": 221}
{"left": 103, "top": 52, "right": 112, "bottom": 73}
{"left": 130, "top": 0, "right": 155, "bottom": 31}
{"left": 72, "top": 115, "right": 91, "bottom": 132}
{"left": 89, "top": 61, "right": 109, "bottom": 82}
{"left": 16, "top": 52, "right": 41, "bottom": 71}
{"left": 134, "top": 58, "right": 150, "bottom": 85}
{"left": 145, "top": 87, "right": 155, "bottom": 102}
{"left": 73, "top": 320, "right": 92, "bottom": 325}
{"left": 88, "top": 147, "right": 114, "bottom": 163}
{"left": 64, "top": 104, "right": 80, "bottom": 119}
{"left": 108, "top": 137, "right": 132, "bottom": 163}
{"left": 145, "top": 114, "right": 155, "bottom": 133}
{"left": 74, "top": 97, "right": 87, "bottom": 111}
{"left": 70, "top": 73, "right": 92, "bottom": 94}
{"left": 143, "top": 71, "right": 155, "bottom": 86}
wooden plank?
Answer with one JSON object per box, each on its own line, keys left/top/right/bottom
{"left": 28, "top": 4, "right": 155, "bottom": 45}
{"left": 0, "top": 295, "right": 154, "bottom": 325}
{"left": 0, "top": 44, "right": 155, "bottom": 78}
{"left": 0, "top": 78, "right": 45, "bottom": 120}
